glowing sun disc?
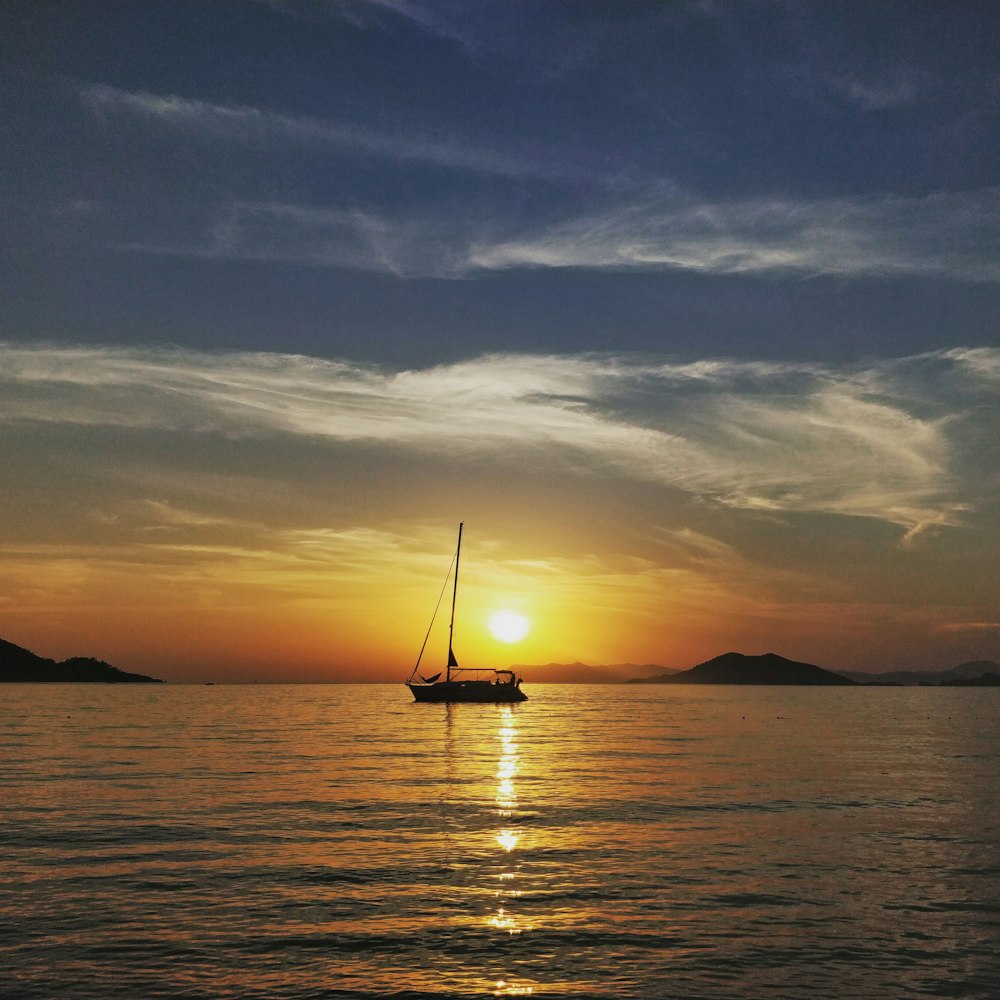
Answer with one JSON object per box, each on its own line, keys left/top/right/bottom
{"left": 488, "top": 610, "right": 530, "bottom": 643}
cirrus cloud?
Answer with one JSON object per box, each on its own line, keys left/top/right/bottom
{"left": 3, "top": 343, "right": 994, "bottom": 537}
{"left": 81, "top": 84, "right": 1000, "bottom": 282}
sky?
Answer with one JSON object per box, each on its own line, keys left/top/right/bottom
{"left": 1, "top": 0, "right": 998, "bottom": 682}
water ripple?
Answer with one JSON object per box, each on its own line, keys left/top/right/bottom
{"left": 2, "top": 683, "right": 998, "bottom": 999}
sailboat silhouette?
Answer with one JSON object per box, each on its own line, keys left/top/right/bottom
{"left": 406, "top": 523, "right": 528, "bottom": 703}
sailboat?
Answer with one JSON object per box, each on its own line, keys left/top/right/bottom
{"left": 406, "top": 523, "right": 528, "bottom": 703}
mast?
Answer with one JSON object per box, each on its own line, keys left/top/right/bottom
{"left": 447, "top": 521, "right": 463, "bottom": 682}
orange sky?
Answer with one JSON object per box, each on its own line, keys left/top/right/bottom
{"left": 2, "top": 345, "right": 997, "bottom": 683}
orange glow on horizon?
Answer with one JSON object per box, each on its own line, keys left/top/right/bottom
{"left": 2, "top": 516, "right": 996, "bottom": 682}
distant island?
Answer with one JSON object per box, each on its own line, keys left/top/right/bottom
{"left": 0, "top": 638, "right": 163, "bottom": 683}
{"left": 841, "top": 661, "right": 1000, "bottom": 687}
{"left": 502, "top": 652, "right": 1000, "bottom": 686}
{"left": 628, "top": 651, "right": 856, "bottom": 685}
{"left": 621, "top": 652, "right": 1000, "bottom": 686}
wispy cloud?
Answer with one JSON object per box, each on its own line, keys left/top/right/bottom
{"left": 125, "top": 187, "right": 1000, "bottom": 283}
{"left": 82, "top": 83, "right": 592, "bottom": 182}
{"left": 247, "top": 0, "right": 475, "bottom": 40}
{"left": 3, "top": 343, "right": 993, "bottom": 536}
{"left": 823, "top": 72, "right": 920, "bottom": 110}
{"left": 341, "top": 0, "right": 475, "bottom": 43}
{"left": 936, "top": 621, "right": 1000, "bottom": 633}
{"left": 80, "top": 83, "right": 1000, "bottom": 282}
{"left": 469, "top": 186, "right": 1000, "bottom": 281}
{"left": 117, "top": 183, "right": 1000, "bottom": 283}
{"left": 197, "top": 201, "right": 481, "bottom": 278}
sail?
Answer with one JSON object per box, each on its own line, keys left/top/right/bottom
{"left": 406, "top": 522, "right": 528, "bottom": 702}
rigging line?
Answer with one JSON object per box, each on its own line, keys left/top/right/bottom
{"left": 408, "top": 551, "right": 458, "bottom": 682}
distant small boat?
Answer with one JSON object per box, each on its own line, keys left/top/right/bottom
{"left": 406, "top": 523, "right": 527, "bottom": 703}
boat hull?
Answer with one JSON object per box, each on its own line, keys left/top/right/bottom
{"left": 407, "top": 680, "right": 527, "bottom": 703}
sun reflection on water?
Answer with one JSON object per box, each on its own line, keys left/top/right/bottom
{"left": 490, "top": 706, "right": 531, "bottom": 946}
{"left": 488, "top": 707, "right": 537, "bottom": 996}
{"left": 494, "top": 980, "right": 534, "bottom": 996}
{"left": 495, "top": 828, "right": 520, "bottom": 853}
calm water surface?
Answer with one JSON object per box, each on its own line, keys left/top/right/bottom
{"left": 2, "top": 684, "right": 998, "bottom": 998}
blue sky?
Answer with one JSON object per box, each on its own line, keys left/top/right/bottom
{"left": 4, "top": 0, "right": 998, "bottom": 362}
{"left": 1, "top": 1, "right": 998, "bottom": 679}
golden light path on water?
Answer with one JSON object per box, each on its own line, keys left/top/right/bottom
{"left": 491, "top": 707, "right": 533, "bottom": 995}
{"left": 435, "top": 703, "right": 545, "bottom": 997}
{"left": 490, "top": 706, "right": 531, "bottom": 948}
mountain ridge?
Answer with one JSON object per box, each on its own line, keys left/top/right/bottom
{"left": 842, "top": 661, "right": 1000, "bottom": 686}
{"left": 510, "top": 654, "right": 999, "bottom": 685}
{"left": 628, "top": 651, "right": 855, "bottom": 685}
{"left": 0, "top": 638, "right": 163, "bottom": 683}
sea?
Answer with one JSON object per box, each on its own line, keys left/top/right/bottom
{"left": 2, "top": 683, "right": 998, "bottom": 999}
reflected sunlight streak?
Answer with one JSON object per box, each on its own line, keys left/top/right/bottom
{"left": 495, "top": 829, "right": 520, "bottom": 853}
{"left": 491, "top": 707, "right": 530, "bottom": 946}
{"left": 494, "top": 981, "right": 534, "bottom": 996}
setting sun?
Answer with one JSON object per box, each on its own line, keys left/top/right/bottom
{"left": 488, "top": 610, "right": 530, "bottom": 644}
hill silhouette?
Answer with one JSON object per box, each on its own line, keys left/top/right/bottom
{"left": 631, "top": 651, "right": 855, "bottom": 685}
{"left": 940, "top": 671, "right": 1000, "bottom": 686}
{"left": 842, "top": 660, "right": 1000, "bottom": 686}
{"left": 0, "top": 638, "right": 163, "bottom": 683}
